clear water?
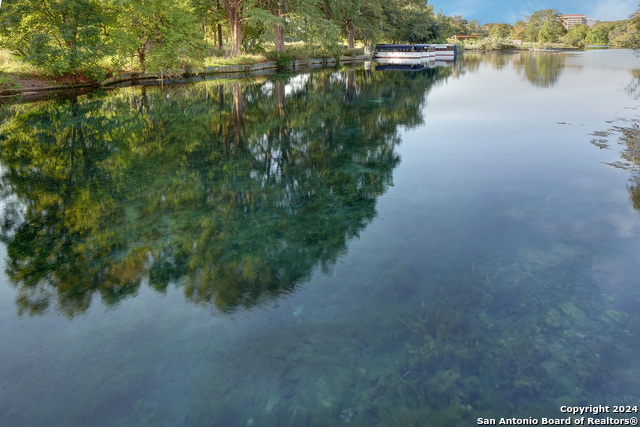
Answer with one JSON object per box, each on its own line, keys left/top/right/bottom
{"left": 1, "top": 50, "right": 639, "bottom": 426}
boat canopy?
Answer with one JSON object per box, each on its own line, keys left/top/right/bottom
{"left": 375, "top": 44, "right": 418, "bottom": 51}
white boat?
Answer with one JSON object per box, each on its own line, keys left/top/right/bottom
{"left": 415, "top": 44, "right": 436, "bottom": 59}
{"left": 375, "top": 44, "right": 453, "bottom": 61}
{"left": 374, "top": 44, "right": 423, "bottom": 60}
{"left": 433, "top": 44, "right": 457, "bottom": 60}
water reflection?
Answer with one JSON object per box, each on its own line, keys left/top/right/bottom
{"left": 625, "top": 69, "right": 640, "bottom": 99}
{"left": 0, "top": 66, "right": 451, "bottom": 316}
{"left": 460, "top": 52, "right": 566, "bottom": 88}
{"left": 513, "top": 52, "right": 565, "bottom": 88}
{"left": 1, "top": 51, "right": 639, "bottom": 427}
{"left": 592, "top": 70, "right": 640, "bottom": 210}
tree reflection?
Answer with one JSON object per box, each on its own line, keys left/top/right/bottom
{"left": 625, "top": 69, "right": 640, "bottom": 100}
{"left": 513, "top": 52, "right": 565, "bottom": 88}
{"left": 0, "top": 66, "right": 450, "bottom": 316}
{"left": 591, "top": 72, "right": 640, "bottom": 214}
{"left": 612, "top": 123, "right": 640, "bottom": 211}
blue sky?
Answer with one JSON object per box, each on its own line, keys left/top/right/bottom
{"left": 432, "top": 0, "right": 638, "bottom": 24}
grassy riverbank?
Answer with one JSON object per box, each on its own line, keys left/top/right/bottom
{"left": 0, "top": 44, "right": 365, "bottom": 91}
{"left": 0, "top": 50, "right": 58, "bottom": 90}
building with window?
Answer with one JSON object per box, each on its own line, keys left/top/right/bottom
{"left": 561, "top": 14, "right": 587, "bottom": 29}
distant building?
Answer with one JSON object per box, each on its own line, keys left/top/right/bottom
{"left": 586, "top": 19, "right": 597, "bottom": 27}
{"left": 561, "top": 14, "right": 587, "bottom": 29}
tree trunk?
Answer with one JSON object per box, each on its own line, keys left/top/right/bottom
{"left": 218, "top": 23, "right": 223, "bottom": 49}
{"left": 322, "top": 0, "right": 331, "bottom": 20}
{"left": 230, "top": 15, "right": 243, "bottom": 55}
{"left": 273, "top": 1, "right": 286, "bottom": 53}
{"left": 220, "top": 0, "right": 244, "bottom": 56}
{"left": 138, "top": 48, "right": 146, "bottom": 72}
{"left": 274, "top": 26, "right": 285, "bottom": 52}
{"left": 347, "top": 20, "right": 355, "bottom": 49}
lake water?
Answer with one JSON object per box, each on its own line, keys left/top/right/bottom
{"left": 1, "top": 50, "right": 640, "bottom": 426}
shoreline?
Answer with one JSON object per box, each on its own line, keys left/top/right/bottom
{"left": 0, "top": 55, "right": 372, "bottom": 100}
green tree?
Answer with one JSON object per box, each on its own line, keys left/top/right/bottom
{"left": 248, "top": 0, "right": 336, "bottom": 54}
{"left": 513, "top": 20, "right": 526, "bottom": 41}
{"left": 561, "top": 23, "right": 588, "bottom": 46}
{"left": 382, "top": 0, "right": 438, "bottom": 43}
{"left": 609, "top": 21, "right": 640, "bottom": 47}
{"left": 537, "top": 21, "right": 557, "bottom": 42}
{"left": 524, "top": 9, "right": 565, "bottom": 42}
{"left": 0, "top": 0, "right": 109, "bottom": 79}
{"left": 585, "top": 22, "right": 614, "bottom": 45}
{"left": 110, "top": 0, "right": 206, "bottom": 72}
{"left": 219, "top": 0, "right": 248, "bottom": 55}
{"left": 483, "top": 23, "right": 514, "bottom": 39}
{"left": 192, "top": 0, "right": 229, "bottom": 50}
{"left": 325, "top": 0, "right": 365, "bottom": 49}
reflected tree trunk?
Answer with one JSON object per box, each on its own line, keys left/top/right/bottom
{"left": 275, "top": 80, "right": 286, "bottom": 117}
{"left": 344, "top": 69, "right": 356, "bottom": 103}
{"left": 228, "top": 82, "right": 245, "bottom": 148}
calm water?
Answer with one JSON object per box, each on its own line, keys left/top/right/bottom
{"left": 1, "top": 50, "right": 640, "bottom": 426}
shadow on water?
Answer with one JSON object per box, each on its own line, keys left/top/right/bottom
{"left": 0, "top": 66, "right": 451, "bottom": 317}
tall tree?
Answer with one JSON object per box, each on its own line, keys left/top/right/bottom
{"left": 111, "top": 0, "right": 206, "bottom": 72}
{"left": 0, "top": 0, "right": 109, "bottom": 79}
{"left": 561, "top": 23, "right": 588, "bottom": 46}
{"left": 382, "top": 0, "right": 438, "bottom": 43}
{"left": 327, "top": 0, "right": 364, "bottom": 48}
{"left": 219, "top": 0, "right": 247, "bottom": 55}
{"left": 483, "top": 23, "right": 514, "bottom": 39}
{"left": 192, "top": 0, "right": 228, "bottom": 50}
{"left": 524, "top": 9, "right": 565, "bottom": 42}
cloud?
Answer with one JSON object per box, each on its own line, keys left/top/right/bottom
{"left": 585, "top": 0, "right": 637, "bottom": 21}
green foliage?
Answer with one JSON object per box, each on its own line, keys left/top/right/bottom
{"left": 381, "top": 0, "right": 438, "bottom": 43}
{"left": 462, "top": 35, "right": 517, "bottom": 51}
{"left": 513, "top": 21, "right": 526, "bottom": 41}
{"left": 483, "top": 23, "right": 514, "bottom": 39}
{"left": 241, "top": 34, "right": 266, "bottom": 53}
{"left": 610, "top": 23, "right": 640, "bottom": 47}
{"left": 561, "top": 23, "right": 588, "bottom": 47}
{"left": 203, "top": 53, "right": 268, "bottom": 66}
{"left": 266, "top": 50, "right": 296, "bottom": 68}
{"left": 110, "top": 0, "right": 207, "bottom": 72}
{"left": 585, "top": 23, "right": 614, "bottom": 45}
{"left": 0, "top": 0, "right": 109, "bottom": 79}
{"left": 537, "top": 22, "right": 557, "bottom": 43}
{"left": 0, "top": 73, "right": 19, "bottom": 89}
{"left": 524, "top": 9, "right": 565, "bottom": 43}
